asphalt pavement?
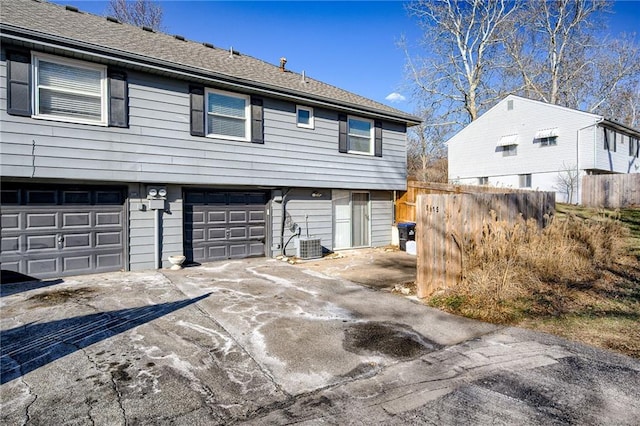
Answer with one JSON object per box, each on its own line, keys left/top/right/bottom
{"left": 1, "top": 255, "right": 639, "bottom": 425}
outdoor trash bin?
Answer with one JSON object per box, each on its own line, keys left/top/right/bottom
{"left": 397, "top": 222, "right": 416, "bottom": 251}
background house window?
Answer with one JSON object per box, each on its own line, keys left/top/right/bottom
{"left": 33, "top": 53, "right": 107, "bottom": 124}
{"left": 348, "top": 117, "right": 373, "bottom": 155}
{"left": 206, "top": 89, "right": 250, "bottom": 140}
{"left": 630, "top": 137, "right": 639, "bottom": 158}
{"left": 478, "top": 177, "right": 489, "bottom": 185}
{"left": 540, "top": 136, "right": 557, "bottom": 146}
{"left": 296, "top": 105, "right": 314, "bottom": 129}
{"left": 604, "top": 128, "right": 617, "bottom": 152}
{"left": 502, "top": 144, "right": 517, "bottom": 156}
{"left": 519, "top": 174, "right": 532, "bottom": 188}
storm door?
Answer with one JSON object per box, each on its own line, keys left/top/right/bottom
{"left": 332, "top": 190, "right": 370, "bottom": 249}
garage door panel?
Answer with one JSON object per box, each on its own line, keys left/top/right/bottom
{"left": 63, "top": 212, "right": 91, "bottom": 227}
{"left": 207, "top": 211, "right": 226, "bottom": 224}
{"left": 96, "top": 211, "right": 122, "bottom": 226}
{"left": 97, "top": 253, "right": 122, "bottom": 269}
{"left": 229, "top": 211, "right": 247, "bottom": 223}
{"left": 249, "top": 210, "right": 265, "bottom": 222}
{"left": 96, "top": 232, "right": 122, "bottom": 247}
{"left": 249, "top": 226, "right": 265, "bottom": 238}
{"left": 184, "top": 190, "right": 266, "bottom": 263}
{"left": 229, "top": 227, "right": 247, "bottom": 239}
{"left": 64, "top": 256, "right": 91, "bottom": 272}
{"left": 27, "top": 213, "right": 57, "bottom": 229}
{"left": 207, "top": 245, "right": 227, "bottom": 260}
{"left": 2, "top": 214, "right": 20, "bottom": 229}
{"left": 64, "top": 234, "right": 91, "bottom": 248}
{"left": 62, "top": 191, "right": 91, "bottom": 204}
{"left": 27, "top": 258, "right": 58, "bottom": 275}
{"left": 208, "top": 228, "right": 227, "bottom": 241}
{"left": 2, "top": 236, "right": 20, "bottom": 252}
{"left": 229, "top": 243, "right": 248, "bottom": 258}
{"left": 27, "top": 235, "right": 57, "bottom": 250}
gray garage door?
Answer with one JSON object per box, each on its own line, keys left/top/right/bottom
{"left": 1, "top": 185, "right": 126, "bottom": 280}
{"left": 184, "top": 190, "right": 267, "bottom": 263}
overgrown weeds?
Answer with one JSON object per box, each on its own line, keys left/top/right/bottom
{"left": 428, "top": 208, "right": 636, "bottom": 328}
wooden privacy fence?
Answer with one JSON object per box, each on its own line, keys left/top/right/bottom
{"left": 396, "top": 180, "right": 543, "bottom": 224}
{"left": 416, "top": 191, "right": 556, "bottom": 298}
{"left": 581, "top": 174, "right": 640, "bottom": 208}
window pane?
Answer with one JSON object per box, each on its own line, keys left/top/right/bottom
{"left": 39, "top": 88, "right": 102, "bottom": 119}
{"left": 348, "top": 119, "right": 370, "bottom": 137}
{"left": 298, "top": 109, "right": 310, "bottom": 125}
{"left": 349, "top": 135, "right": 371, "bottom": 153}
{"left": 208, "top": 93, "right": 245, "bottom": 118}
{"left": 208, "top": 114, "right": 246, "bottom": 138}
{"left": 39, "top": 60, "right": 102, "bottom": 94}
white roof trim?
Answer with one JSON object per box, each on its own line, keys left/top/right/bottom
{"left": 535, "top": 128, "right": 559, "bottom": 139}
{"left": 497, "top": 134, "right": 519, "bottom": 147}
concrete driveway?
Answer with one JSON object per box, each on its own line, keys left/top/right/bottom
{"left": 1, "top": 255, "right": 639, "bottom": 425}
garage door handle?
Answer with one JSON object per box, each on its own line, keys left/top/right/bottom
{"left": 57, "top": 234, "right": 64, "bottom": 247}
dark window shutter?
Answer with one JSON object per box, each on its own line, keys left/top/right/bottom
{"left": 374, "top": 120, "right": 383, "bottom": 157}
{"left": 338, "top": 114, "right": 347, "bottom": 153}
{"left": 190, "top": 86, "right": 205, "bottom": 136}
{"left": 251, "top": 97, "right": 264, "bottom": 144}
{"left": 108, "top": 70, "right": 128, "bottom": 127}
{"left": 6, "top": 51, "right": 31, "bottom": 117}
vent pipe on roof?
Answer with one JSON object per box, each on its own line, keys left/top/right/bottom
{"left": 279, "top": 57, "right": 287, "bottom": 72}
{"left": 301, "top": 70, "right": 306, "bottom": 83}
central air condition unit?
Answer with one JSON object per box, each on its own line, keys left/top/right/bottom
{"left": 295, "top": 237, "right": 322, "bottom": 260}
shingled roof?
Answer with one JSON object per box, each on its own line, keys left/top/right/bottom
{"left": 0, "top": 0, "right": 421, "bottom": 125}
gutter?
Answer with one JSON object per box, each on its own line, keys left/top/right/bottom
{"left": 0, "top": 26, "right": 422, "bottom": 126}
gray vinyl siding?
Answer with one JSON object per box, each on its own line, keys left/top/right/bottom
{"left": 1, "top": 52, "right": 408, "bottom": 191}
{"left": 371, "top": 191, "right": 393, "bottom": 247}
{"left": 270, "top": 188, "right": 333, "bottom": 257}
{"left": 127, "top": 183, "right": 183, "bottom": 271}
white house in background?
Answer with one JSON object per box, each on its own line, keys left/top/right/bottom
{"left": 447, "top": 95, "right": 640, "bottom": 204}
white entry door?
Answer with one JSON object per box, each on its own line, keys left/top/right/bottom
{"left": 333, "top": 190, "right": 370, "bottom": 249}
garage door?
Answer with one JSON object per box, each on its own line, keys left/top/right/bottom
{"left": 1, "top": 184, "right": 126, "bottom": 280}
{"left": 184, "top": 190, "right": 267, "bottom": 263}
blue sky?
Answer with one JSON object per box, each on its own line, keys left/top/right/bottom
{"left": 52, "top": 1, "right": 640, "bottom": 114}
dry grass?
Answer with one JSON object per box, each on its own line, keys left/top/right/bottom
{"left": 427, "top": 205, "right": 640, "bottom": 358}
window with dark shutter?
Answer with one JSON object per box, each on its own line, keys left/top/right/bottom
{"left": 190, "top": 86, "right": 205, "bottom": 136}
{"left": 251, "top": 97, "right": 264, "bottom": 144}
{"left": 6, "top": 50, "right": 31, "bottom": 117}
{"left": 338, "top": 114, "right": 348, "bottom": 153}
{"left": 108, "top": 70, "right": 128, "bottom": 128}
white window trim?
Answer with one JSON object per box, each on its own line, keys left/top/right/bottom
{"left": 296, "top": 105, "right": 314, "bottom": 129}
{"left": 205, "top": 88, "right": 251, "bottom": 142}
{"left": 32, "top": 52, "right": 108, "bottom": 126}
{"left": 347, "top": 116, "right": 374, "bottom": 156}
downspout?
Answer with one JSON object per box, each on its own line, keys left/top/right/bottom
{"left": 280, "top": 188, "right": 292, "bottom": 256}
{"left": 155, "top": 208, "right": 161, "bottom": 269}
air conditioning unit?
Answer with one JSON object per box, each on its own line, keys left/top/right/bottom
{"left": 295, "top": 237, "right": 322, "bottom": 260}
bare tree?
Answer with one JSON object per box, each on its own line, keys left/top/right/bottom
{"left": 505, "top": 0, "right": 640, "bottom": 121}
{"left": 407, "top": 105, "right": 454, "bottom": 182}
{"left": 107, "top": 0, "right": 164, "bottom": 31}
{"left": 554, "top": 162, "right": 579, "bottom": 204}
{"left": 404, "top": 0, "right": 519, "bottom": 125}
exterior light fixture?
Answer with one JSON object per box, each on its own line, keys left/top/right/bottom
{"left": 311, "top": 191, "right": 323, "bottom": 198}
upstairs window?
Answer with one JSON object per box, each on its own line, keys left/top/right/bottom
{"left": 501, "top": 144, "right": 517, "bottom": 156}
{"left": 33, "top": 53, "right": 107, "bottom": 125}
{"left": 206, "top": 89, "right": 251, "bottom": 141}
{"left": 347, "top": 117, "right": 373, "bottom": 155}
{"left": 604, "top": 128, "right": 617, "bottom": 152}
{"left": 296, "top": 105, "right": 314, "bottom": 129}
